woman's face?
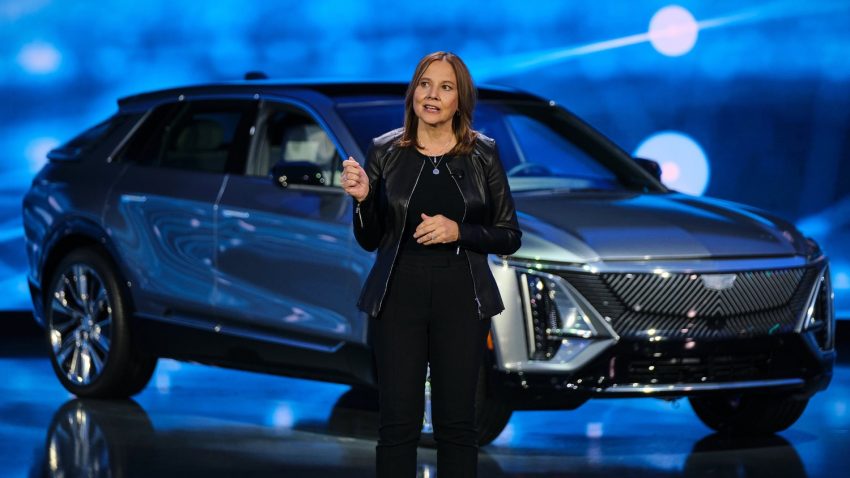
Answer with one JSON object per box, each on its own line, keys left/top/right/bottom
{"left": 413, "top": 59, "right": 459, "bottom": 129}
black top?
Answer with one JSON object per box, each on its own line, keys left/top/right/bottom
{"left": 398, "top": 148, "right": 465, "bottom": 256}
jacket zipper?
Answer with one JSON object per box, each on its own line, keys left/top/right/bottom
{"left": 375, "top": 159, "right": 426, "bottom": 314}
{"left": 446, "top": 162, "right": 483, "bottom": 319}
{"left": 355, "top": 202, "right": 364, "bottom": 228}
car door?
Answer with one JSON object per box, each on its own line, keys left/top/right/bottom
{"left": 213, "top": 100, "right": 362, "bottom": 345}
{"left": 105, "top": 99, "right": 257, "bottom": 323}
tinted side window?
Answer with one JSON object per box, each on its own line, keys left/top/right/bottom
{"left": 249, "top": 105, "right": 341, "bottom": 186}
{"left": 49, "top": 113, "right": 140, "bottom": 161}
{"left": 119, "top": 101, "right": 256, "bottom": 174}
{"left": 504, "top": 114, "right": 617, "bottom": 180}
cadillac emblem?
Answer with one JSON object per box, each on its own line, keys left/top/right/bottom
{"left": 700, "top": 274, "right": 737, "bottom": 291}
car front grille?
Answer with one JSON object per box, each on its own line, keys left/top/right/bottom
{"left": 559, "top": 267, "right": 819, "bottom": 340}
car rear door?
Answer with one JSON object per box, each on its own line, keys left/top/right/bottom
{"left": 105, "top": 99, "right": 257, "bottom": 324}
{"left": 213, "top": 99, "right": 363, "bottom": 346}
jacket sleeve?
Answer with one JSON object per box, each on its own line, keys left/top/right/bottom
{"left": 353, "top": 142, "right": 384, "bottom": 252}
{"left": 457, "top": 141, "right": 522, "bottom": 256}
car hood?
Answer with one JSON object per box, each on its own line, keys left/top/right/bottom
{"left": 512, "top": 191, "right": 808, "bottom": 263}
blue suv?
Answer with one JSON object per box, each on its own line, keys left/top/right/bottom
{"left": 23, "top": 80, "right": 835, "bottom": 444}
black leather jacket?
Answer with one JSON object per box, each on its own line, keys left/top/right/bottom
{"left": 353, "top": 128, "right": 522, "bottom": 319}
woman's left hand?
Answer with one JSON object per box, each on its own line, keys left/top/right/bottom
{"left": 414, "top": 213, "right": 460, "bottom": 245}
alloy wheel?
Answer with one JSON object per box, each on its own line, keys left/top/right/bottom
{"left": 49, "top": 264, "right": 113, "bottom": 386}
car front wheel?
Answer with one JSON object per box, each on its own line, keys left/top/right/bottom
{"left": 474, "top": 364, "right": 513, "bottom": 446}
{"left": 419, "top": 363, "right": 513, "bottom": 447}
{"left": 689, "top": 394, "right": 809, "bottom": 435}
{"left": 45, "top": 248, "right": 156, "bottom": 398}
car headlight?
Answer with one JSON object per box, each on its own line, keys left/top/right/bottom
{"left": 802, "top": 272, "right": 834, "bottom": 351}
{"left": 518, "top": 271, "right": 604, "bottom": 361}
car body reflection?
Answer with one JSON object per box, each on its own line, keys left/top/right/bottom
{"left": 34, "top": 397, "right": 808, "bottom": 478}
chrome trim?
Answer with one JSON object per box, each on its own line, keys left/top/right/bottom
{"left": 601, "top": 378, "right": 805, "bottom": 394}
{"left": 796, "top": 264, "right": 829, "bottom": 333}
{"left": 498, "top": 255, "right": 813, "bottom": 274}
{"left": 141, "top": 313, "right": 345, "bottom": 354}
{"left": 277, "top": 183, "right": 348, "bottom": 194}
{"left": 519, "top": 272, "right": 536, "bottom": 356}
{"left": 106, "top": 110, "right": 151, "bottom": 163}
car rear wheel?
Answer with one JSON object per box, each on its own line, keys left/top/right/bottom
{"left": 45, "top": 248, "right": 156, "bottom": 398}
{"left": 689, "top": 394, "right": 809, "bottom": 435}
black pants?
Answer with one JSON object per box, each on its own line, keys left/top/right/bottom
{"left": 370, "top": 253, "right": 491, "bottom": 478}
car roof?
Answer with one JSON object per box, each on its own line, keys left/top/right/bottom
{"left": 117, "top": 80, "right": 546, "bottom": 109}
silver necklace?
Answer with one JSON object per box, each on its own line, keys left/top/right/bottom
{"left": 423, "top": 138, "right": 454, "bottom": 175}
{"left": 428, "top": 153, "right": 445, "bottom": 175}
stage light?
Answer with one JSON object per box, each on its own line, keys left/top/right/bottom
{"left": 16, "top": 41, "right": 61, "bottom": 74}
{"left": 649, "top": 5, "right": 699, "bottom": 57}
{"left": 634, "top": 131, "right": 709, "bottom": 195}
{"left": 25, "top": 137, "right": 58, "bottom": 173}
{"left": 660, "top": 161, "right": 681, "bottom": 182}
{"left": 272, "top": 403, "right": 295, "bottom": 429}
{"left": 834, "top": 270, "right": 849, "bottom": 290}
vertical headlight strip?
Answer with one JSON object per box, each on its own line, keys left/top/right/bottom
{"left": 800, "top": 267, "right": 834, "bottom": 351}
{"left": 812, "top": 272, "right": 835, "bottom": 350}
{"left": 518, "top": 271, "right": 599, "bottom": 360}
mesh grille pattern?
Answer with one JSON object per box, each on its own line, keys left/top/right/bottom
{"left": 603, "top": 269, "right": 804, "bottom": 316}
{"left": 559, "top": 267, "right": 818, "bottom": 340}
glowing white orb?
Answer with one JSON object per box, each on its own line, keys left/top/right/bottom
{"left": 634, "top": 131, "right": 710, "bottom": 196}
{"left": 661, "top": 161, "right": 680, "bottom": 182}
{"left": 648, "top": 5, "right": 699, "bottom": 57}
{"left": 17, "top": 41, "right": 62, "bottom": 74}
{"left": 272, "top": 403, "right": 295, "bottom": 428}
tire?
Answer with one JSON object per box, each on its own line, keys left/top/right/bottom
{"left": 41, "top": 399, "right": 154, "bottom": 478}
{"left": 689, "top": 394, "right": 809, "bottom": 435}
{"left": 683, "top": 433, "right": 807, "bottom": 477}
{"left": 474, "top": 364, "right": 512, "bottom": 446}
{"left": 44, "top": 248, "right": 157, "bottom": 398}
{"left": 328, "top": 387, "right": 379, "bottom": 439}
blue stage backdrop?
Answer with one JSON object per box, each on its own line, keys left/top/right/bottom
{"left": 1, "top": 0, "right": 848, "bottom": 317}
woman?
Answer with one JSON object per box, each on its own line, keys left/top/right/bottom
{"left": 341, "top": 51, "right": 521, "bottom": 478}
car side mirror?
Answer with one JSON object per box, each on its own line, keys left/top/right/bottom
{"left": 634, "top": 157, "right": 663, "bottom": 182}
{"left": 271, "top": 160, "right": 328, "bottom": 188}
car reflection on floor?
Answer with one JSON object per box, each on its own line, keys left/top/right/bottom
{"left": 1, "top": 340, "right": 848, "bottom": 478}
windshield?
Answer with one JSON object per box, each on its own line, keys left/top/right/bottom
{"left": 336, "top": 99, "right": 661, "bottom": 193}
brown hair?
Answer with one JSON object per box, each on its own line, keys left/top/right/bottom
{"left": 397, "top": 51, "right": 477, "bottom": 155}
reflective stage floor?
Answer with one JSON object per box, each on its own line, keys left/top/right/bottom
{"left": 1, "top": 334, "right": 848, "bottom": 477}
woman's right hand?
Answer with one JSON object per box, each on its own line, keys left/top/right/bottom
{"left": 342, "top": 157, "right": 369, "bottom": 203}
